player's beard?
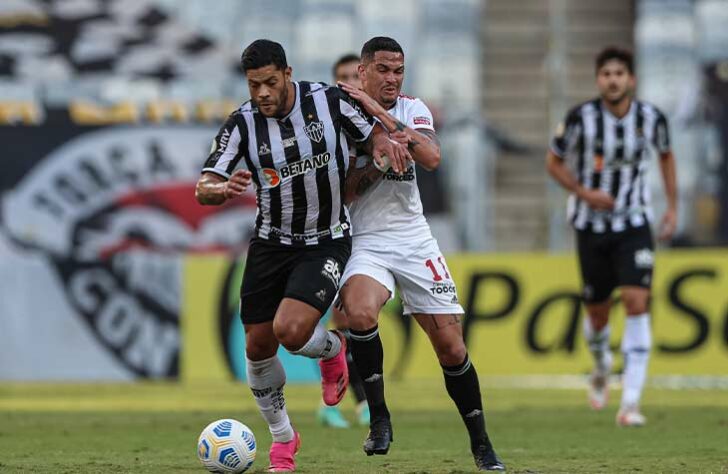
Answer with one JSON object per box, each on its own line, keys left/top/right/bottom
{"left": 274, "top": 85, "right": 290, "bottom": 118}
{"left": 603, "top": 87, "right": 629, "bottom": 106}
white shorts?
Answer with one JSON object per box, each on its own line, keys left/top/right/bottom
{"left": 340, "top": 237, "right": 464, "bottom": 315}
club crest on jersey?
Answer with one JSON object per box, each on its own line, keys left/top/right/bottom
{"left": 258, "top": 142, "right": 270, "bottom": 155}
{"left": 304, "top": 121, "right": 324, "bottom": 143}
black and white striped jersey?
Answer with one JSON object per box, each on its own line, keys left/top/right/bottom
{"left": 550, "top": 98, "right": 671, "bottom": 233}
{"left": 202, "top": 81, "right": 374, "bottom": 246}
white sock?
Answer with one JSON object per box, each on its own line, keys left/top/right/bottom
{"left": 620, "top": 313, "right": 651, "bottom": 408}
{"left": 583, "top": 316, "right": 612, "bottom": 372}
{"left": 246, "top": 355, "right": 295, "bottom": 443}
{"left": 290, "top": 324, "right": 341, "bottom": 360}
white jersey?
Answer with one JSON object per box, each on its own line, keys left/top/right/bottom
{"left": 348, "top": 95, "right": 435, "bottom": 244}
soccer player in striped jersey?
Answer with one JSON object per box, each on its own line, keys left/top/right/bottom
{"left": 315, "top": 53, "right": 370, "bottom": 430}
{"left": 195, "top": 39, "right": 410, "bottom": 471}
{"left": 546, "top": 46, "right": 678, "bottom": 427}
{"left": 337, "top": 37, "right": 505, "bottom": 471}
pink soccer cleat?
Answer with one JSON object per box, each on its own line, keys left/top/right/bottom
{"left": 318, "top": 331, "right": 349, "bottom": 406}
{"left": 268, "top": 431, "right": 301, "bottom": 472}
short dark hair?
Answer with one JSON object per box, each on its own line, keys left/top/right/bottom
{"left": 241, "top": 39, "right": 288, "bottom": 73}
{"left": 595, "top": 46, "right": 634, "bottom": 75}
{"left": 332, "top": 53, "right": 360, "bottom": 77}
{"left": 361, "top": 36, "right": 403, "bottom": 63}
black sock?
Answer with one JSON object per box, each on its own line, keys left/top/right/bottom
{"left": 349, "top": 325, "right": 389, "bottom": 421}
{"left": 342, "top": 331, "right": 367, "bottom": 403}
{"left": 442, "top": 354, "right": 491, "bottom": 451}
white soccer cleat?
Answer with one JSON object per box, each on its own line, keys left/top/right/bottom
{"left": 616, "top": 406, "right": 646, "bottom": 427}
{"left": 588, "top": 370, "right": 609, "bottom": 410}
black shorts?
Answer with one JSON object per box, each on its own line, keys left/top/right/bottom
{"left": 576, "top": 225, "right": 655, "bottom": 304}
{"left": 240, "top": 236, "right": 351, "bottom": 324}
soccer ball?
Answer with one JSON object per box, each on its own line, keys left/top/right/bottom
{"left": 197, "top": 419, "right": 256, "bottom": 473}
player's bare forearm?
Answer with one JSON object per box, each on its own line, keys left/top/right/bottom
{"left": 195, "top": 173, "right": 228, "bottom": 205}
{"left": 344, "top": 161, "right": 382, "bottom": 204}
{"left": 406, "top": 128, "right": 441, "bottom": 170}
{"left": 361, "top": 123, "right": 388, "bottom": 155}
{"left": 364, "top": 124, "right": 410, "bottom": 174}
{"left": 659, "top": 151, "right": 678, "bottom": 211}
{"left": 546, "top": 151, "right": 580, "bottom": 194}
{"left": 195, "top": 169, "right": 251, "bottom": 205}
{"left": 546, "top": 150, "right": 614, "bottom": 210}
{"left": 381, "top": 116, "right": 440, "bottom": 170}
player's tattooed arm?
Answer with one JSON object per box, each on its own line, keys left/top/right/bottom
{"left": 410, "top": 129, "right": 440, "bottom": 150}
{"left": 195, "top": 170, "right": 251, "bottom": 205}
{"left": 344, "top": 159, "right": 382, "bottom": 205}
{"left": 361, "top": 123, "right": 409, "bottom": 174}
{"left": 389, "top": 125, "right": 441, "bottom": 171}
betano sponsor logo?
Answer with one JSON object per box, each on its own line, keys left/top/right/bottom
{"left": 261, "top": 152, "right": 331, "bottom": 188}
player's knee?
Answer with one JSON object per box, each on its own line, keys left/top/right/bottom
{"left": 343, "top": 300, "right": 380, "bottom": 331}
{"left": 272, "top": 317, "right": 309, "bottom": 351}
{"left": 245, "top": 338, "right": 277, "bottom": 360}
{"left": 331, "top": 308, "right": 349, "bottom": 330}
{"left": 622, "top": 295, "right": 649, "bottom": 315}
{"left": 435, "top": 340, "right": 467, "bottom": 367}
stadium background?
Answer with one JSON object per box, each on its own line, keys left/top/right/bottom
{"left": 0, "top": 0, "right": 728, "bottom": 474}
{"left": 1, "top": 1, "right": 728, "bottom": 472}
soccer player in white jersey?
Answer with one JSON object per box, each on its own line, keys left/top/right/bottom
{"left": 547, "top": 47, "right": 678, "bottom": 427}
{"left": 337, "top": 37, "right": 505, "bottom": 471}
{"left": 315, "top": 54, "right": 371, "bottom": 430}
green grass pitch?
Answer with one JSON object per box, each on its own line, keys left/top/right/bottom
{"left": 1, "top": 380, "right": 727, "bottom": 473}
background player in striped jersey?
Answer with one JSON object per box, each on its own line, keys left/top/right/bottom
{"left": 195, "top": 39, "right": 409, "bottom": 471}
{"left": 315, "top": 53, "right": 370, "bottom": 430}
{"left": 337, "top": 37, "right": 505, "bottom": 471}
{"left": 546, "top": 47, "right": 678, "bottom": 427}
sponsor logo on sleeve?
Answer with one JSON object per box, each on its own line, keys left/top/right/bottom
{"left": 413, "top": 116, "right": 431, "bottom": 126}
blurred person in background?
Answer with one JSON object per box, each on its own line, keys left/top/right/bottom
{"left": 315, "top": 53, "right": 370, "bottom": 430}
{"left": 546, "top": 46, "right": 678, "bottom": 427}
{"left": 195, "top": 39, "right": 409, "bottom": 471}
{"left": 337, "top": 37, "right": 505, "bottom": 471}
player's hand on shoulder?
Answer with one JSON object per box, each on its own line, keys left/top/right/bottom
{"left": 224, "top": 169, "right": 252, "bottom": 199}
{"left": 577, "top": 188, "right": 615, "bottom": 211}
{"left": 337, "top": 81, "right": 385, "bottom": 117}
